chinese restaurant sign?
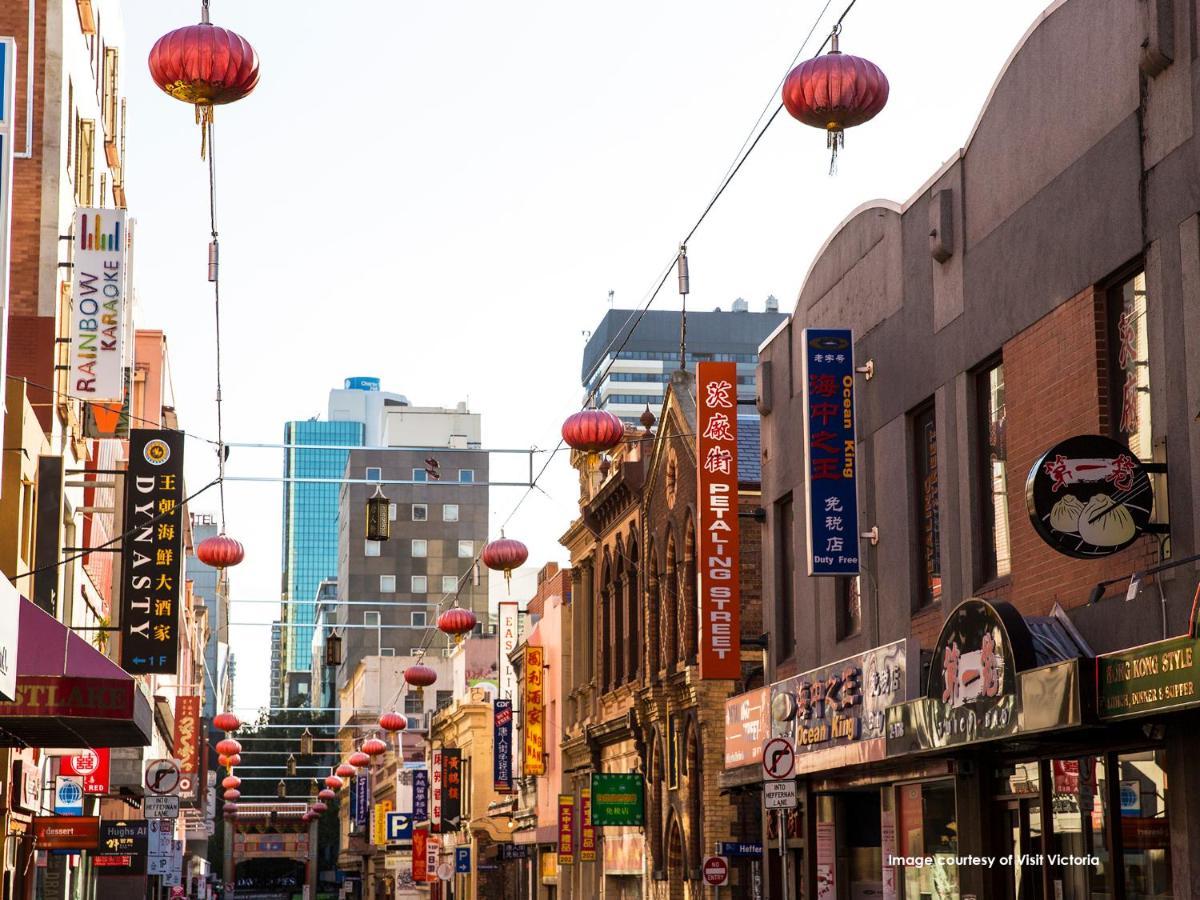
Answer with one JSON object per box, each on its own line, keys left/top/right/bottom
{"left": 800, "top": 329, "right": 860, "bottom": 575}
{"left": 430, "top": 748, "right": 443, "bottom": 833}
{"left": 412, "top": 768, "right": 428, "bottom": 822}
{"left": 441, "top": 748, "right": 462, "bottom": 830}
{"left": 1026, "top": 434, "right": 1154, "bottom": 559}
{"left": 558, "top": 794, "right": 575, "bottom": 865}
{"left": 1098, "top": 635, "right": 1200, "bottom": 720}
{"left": 589, "top": 773, "right": 645, "bottom": 827}
{"left": 413, "top": 828, "right": 429, "bottom": 881}
{"left": 524, "top": 645, "right": 546, "bottom": 776}
{"left": 498, "top": 601, "right": 520, "bottom": 711}
{"left": 173, "top": 695, "right": 200, "bottom": 801}
{"left": 724, "top": 687, "right": 769, "bottom": 769}
{"left": 61, "top": 748, "right": 110, "bottom": 795}
{"left": 97, "top": 820, "right": 148, "bottom": 875}
{"left": 579, "top": 789, "right": 596, "bottom": 862}
{"left": 120, "top": 430, "right": 184, "bottom": 675}
{"left": 696, "top": 361, "right": 742, "bottom": 679}
{"left": 494, "top": 699, "right": 513, "bottom": 792}
{"left": 69, "top": 207, "right": 127, "bottom": 401}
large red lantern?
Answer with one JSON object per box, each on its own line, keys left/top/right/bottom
{"left": 437, "top": 606, "right": 477, "bottom": 644}
{"left": 481, "top": 536, "right": 528, "bottom": 590}
{"left": 335, "top": 763, "right": 356, "bottom": 778}
{"left": 361, "top": 738, "right": 388, "bottom": 758}
{"left": 379, "top": 712, "right": 406, "bottom": 733}
{"left": 212, "top": 711, "right": 240, "bottom": 732}
{"left": 404, "top": 665, "right": 437, "bottom": 688}
{"left": 221, "top": 775, "right": 241, "bottom": 790}
{"left": 782, "top": 29, "right": 889, "bottom": 169}
{"left": 215, "top": 738, "right": 242, "bottom": 757}
{"left": 348, "top": 751, "right": 370, "bottom": 768}
{"left": 562, "top": 410, "right": 625, "bottom": 454}
{"left": 196, "top": 534, "right": 245, "bottom": 569}
{"left": 324, "top": 775, "right": 343, "bottom": 790}
{"left": 223, "top": 753, "right": 242, "bottom": 768}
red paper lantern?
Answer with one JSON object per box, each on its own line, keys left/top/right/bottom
{"left": 221, "top": 776, "right": 241, "bottom": 790}
{"left": 317, "top": 788, "right": 335, "bottom": 801}
{"left": 212, "top": 711, "right": 240, "bottom": 732}
{"left": 311, "top": 802, "right": 327, "bottom": 814}
{"left": 335, "top": 763, "right": 356, "bottom": 778}
{"left": 222, "top": 789, "right": 241, "bottom": 801}
{"left": 324, "top": 775, "right": 343, "bottom": 790}
{"left": 379, "top": 711, "right": 406, "bottom": 733}
{"left": 404, "top": 665, "right": 437, "bottom": 688}
{"left": 481, "top": 537, "right": 528, "bottom": 590}
{"left": 562, "top": 410, "right": 625, "bottom": 454}
{"left": 348, "top": 751, "right": 370, "bottom": 768}
{"left": 223, "top": 802, "right": 238, "bottom": 813}
{"left": 224, "top": 753, "right": 242, "bottom": 768}
{"left": 437, "top": 606, "right": 477, "bottom": 644}
{"left": 301, "top": 812, "right": 315, "bottom": 823}
{"left": 215, "top": 738, "right": 242, "bottom": 756}
{"left": 361, "top": 738, "right": 388, "bottom": 757}
{"left": 782, "top": 30, "right": 889, "bottom": 169}
{"left": 195, "top": 534, "right": 245, "bottom": 569}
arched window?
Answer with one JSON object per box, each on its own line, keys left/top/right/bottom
{"left": 645, "top": 538, "right": 660, "bottom": 676}
{"left": 613, "top": 535, "right": 626, "bottom": 686}
{"left": 599, "top": 551, "right": 612, "bottom": 692}
{"left": 685, "top": 716, "right": 703, "bottom": 872}
{"left": 627, "top": 533, "right": 641, "bottom": 683}
{"left": 663, "top": 532, "right": 678, "bottom": 670}
{"left": 648, "top": 732, "right": 665, "bottom": 873}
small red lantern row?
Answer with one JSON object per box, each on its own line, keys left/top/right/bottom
{"left": 218, "top": 753, "right": 241, "bottom": 769}
{"left": 348, "top": 751, "right": 370, "bottom": 768}
{"left": 379, "top": 712, "right": 406, "bottom": 733}
{"left": 221, "top": 775, "right": 241, "bottom": 790}
{"left": 317, "top": 789, "right": 336, "bottom": 802}
{"left": 404, "top": 665, "right": 437, "bottom": 688}
{"left": 481, "top": 537, "right": 528, "bottom": 591}
{"left": 562, "top": 409, "right": 624, "bottom": 454}
{"left": 311, "top": 802, "right": 327, "bottom": 814}
{"left": 324, "top": 775, "right": 343, "bottom": 791}
{"left": 361, "top": 738, "right": 388, "bottom": 758}
{"left": 335, "top": 763, "right": 356, "bottom": 778}
{"left": 215, "top": 738, "right": 242, "bottom": 757}
{"left": 437, "top": 607, "right": 477, "bottom": 644}
{"left": 222, "top": 789, "right": 240, "bottom": 802}
{"left": 212, "top": 711, "right": 240, "bottom": 732}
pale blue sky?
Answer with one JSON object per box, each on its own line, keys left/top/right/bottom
{"left": 123, "top": 0, "right": 1053, "bottom": 711}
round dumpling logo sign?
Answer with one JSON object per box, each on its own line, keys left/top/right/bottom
{"left": 1026, "top": 434, "right": 1154, "bottom": 559}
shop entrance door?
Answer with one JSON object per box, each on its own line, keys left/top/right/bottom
{"left": 998, "top": 797, "right": 1044, "bottom": 900}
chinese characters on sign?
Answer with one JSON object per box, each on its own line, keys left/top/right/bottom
{"left": 800, "top": 329, "right": 860, "bottom": 576}
{"left": 579, "top": 789, "right": 596, "bottom": 862}
{"left": 173, "top": 695, "right": 200, "bottom": 801}
{"left": 412, "top": 769, "right": 428, "bottom": 822}
{"left": 696, "top": 361, "right": 742, "bottom": 680}
{"left": 69, "top": 207, "right": 127, "bottom": 401}
{"left": 494, "top": 699, "right": 513, "bottom": 793}
{"left": 430, "top": 748, "right": 443, "bottom": 833}
{"left": 373, "top": 799, "right": 392, "bottom": 846}
{"left": 353, "top": 774, "right": 370, "bottom": 829}
{"left": 120, "top": 430, "right": 185, "bottom": 675}
{"left": 589, "top": 773, "right": 645, "bottom": 827}
{"left": 413, "top": 828, "right": 429, "bottom": 882}
{"left": 524, "top": 645, "right": 546, "bottom": 776}
{"left": 441, "top": 748, "right": 462, "bottom": 830}
{"left": 61, "top": 748, "right": 110, "bottom": 795}
{"left": 558, "top": 795, "right": 576, "bottom": 865}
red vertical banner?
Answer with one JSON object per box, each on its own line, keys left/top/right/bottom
{"left": 579, "top": 788, "right": 596, "bottom": 862}
{"left": 696, "top": 361, "right": 742, "bottom": 679}
{"left": 173, "top": 695, "right": 200, "bottom": 800}
{"left": 413, "top": 828, "right": 429, "bottom": 881}
{"left": 558, "top": 794, "right": 575, "bottom": 865}
{"left": 523, "top": 646, "right": 546, "bottom": 775}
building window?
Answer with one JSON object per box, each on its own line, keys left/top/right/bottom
{"left": 837, "top": 576, "right": 862, "bottom": 639}
{"left": 102, "top": 47, "right": 119, "bottom": 139}
{"left": 441, "top": 575, "right": 458, "bottom": 595}
{"left": 75, "top": 118, "right": 95, "bottom": 206}
{"left": 898, "top": 780, "right": 958, "bottom": 898}
{"left": 458, "top": 469, "right": 475, "bottom": 483}
{"left": 380, "top": 575, "right": 396, "bottom": 593}
{"left": 774, "top": 494, "right": 796, "bottom": 662}
{"left": 365, "top": 466, "right": 382, "bottom": 482}
{"left": 412, "top": 468, "right": 428, "bottom": 483}
{"left": 405, "top": 693, "right": 423, "bottom": 714}
{"left": 977, "top": 359, "right": 1011, "bottom": 582}
{"left": 411, "top": 612, "right": 427, "bottom": 628}
{"left": 458, "top": 540, "right": 473, "bottom": 558}
{"left": 411, "top": 539, "right": 427, "bottom": 558}
{"left": 912, "top": 401, "right": 942, "bottom": 608}
{"left": 364, "top": 540, "right": 381, "bottom": 557}
{"left": 443, "top": 504, "right": 459, "bottom": 522}
{"left": 411, "top": 576, "right": 427, "bottom": 594}
{"left": 412, "top": 504, "right": 428, "bottom": 522}
{"left": 436, "top": 690, "right": 453, "bottom": 710}
{"left": 364, "top": 611, "right": 381, "bottom": 627}
{"left": 1108, "top": 270, "right": 1153, "bottom": 460}
{"left": 388, "top": 502, "right": 398, "bottom": 522}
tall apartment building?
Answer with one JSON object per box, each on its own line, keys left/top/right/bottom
{"left": 190, "top": 513, "right": 232, "bottom": 719}
{"left": 580, "top": 301, "right": 786, "bottom": 422}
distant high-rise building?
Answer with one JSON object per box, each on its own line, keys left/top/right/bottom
{"left": 270, "top": 621, "right": 283, "bottom": 709}
{"left": 190, "top": 513, "right": 231, "bottom": 719}
{"left": 581, "top": 302, "right": 787, "bottom": 422}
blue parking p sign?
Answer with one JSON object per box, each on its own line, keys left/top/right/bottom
{"left": 386, "top": 811, "right": 412, "bottom": 842}
{"left": 455, "top": 847, "right": 471, "bottom": 873}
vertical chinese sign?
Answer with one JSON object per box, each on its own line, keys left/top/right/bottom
{"left": 413, "top": 769, "right": 429, "bottom": 822}
{"left": 441, "top": 748, "right": 462, "bottom": 831}
{"left": 800, "top": 329, "right": 860, "bottom": 576}
{"left": 172, "top": 696, "right": 200, "bottom": 802}
{"left": 696, "top": 361, "right": 742, "bottom": 680}
{"left": 69, "top": 207, "right": 127, "bottom": 401}
{"left": 413, "top": 828, "right": 429, "bottom": 881}
{"left": 523, "top": 645, "right": 546, "bottom": 776}
{"left": 579, "top": 789, "right": 596, "bottom": 862}
{"left": 430, "top": 748, "right": 443, "bottom": 833}
{"left": 373, "top": 799, "right": 392, "bottom": 846}
{"left": 120, "top": 430, "right": 185, "bottom": 675}
{"left": 558, "top": 795, "right": 576, "bottom": 865}
{"left": 494, "top": 699, "right": 513, "bottom": 793}
{"left": 354, "top": 774, "right": 370, "bottom": 830}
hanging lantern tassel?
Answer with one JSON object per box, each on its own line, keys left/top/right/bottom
{"left": 195, "top": 104, "right": 213, "bottom": 159}
{"left": 827, "top": 127, "right": 844, "bottom": 175}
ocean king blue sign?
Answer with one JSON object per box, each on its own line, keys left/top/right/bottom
{"left": 801, "top": 328, "right": 860, "bottom": 576}
{"left": 412, "top": 768, "right": 429, "bottom": 822}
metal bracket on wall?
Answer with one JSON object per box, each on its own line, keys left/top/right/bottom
{"left": 855, "top": 359, "right": 874, "bottom": 380}
{"left": 860, "top": 526, "right": 879, "bottom": 546}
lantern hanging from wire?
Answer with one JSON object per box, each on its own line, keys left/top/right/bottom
{"left": 195, "top": 534, "right": 245, "bottom": 569}
{"left": 311, "top": 801, "right": 327, "bottom": 814}
{"left": 147, "top": 4, "right": 260, "bottom": 158}
{"left": 781, "top": 25, "right": 889, "bottom": 171}
{"left": 366, "top": 485, "right": 391, "bottom": 542}
{"left": 215, "top": 738, "right": 242, "bottom": 757}
{"left": 222, "top": 788, "right": 241, "bottom": 802}
{"left": 299, "top": 728, "right": 314, "bottom": 756}
{"left": 212, "top": 711, "right": 240, "bottom": 732}
{"left": 481, "top": 535, "right": 528, "bottom": 591}
{"left": 275, "top": 780, "right": 287, "bottom": 800}
{"left": 404, "top": 664, "right": 438, "bottom": 700}
{"left": 286, "top": 754, "right": 298, "bottom": 777}
{"left": 224, "top": 753, "right": 241, "bottom": 769}
{"left": 221, "top": 775, "right": 241, "bottom": 790}
{"left": 562, "top": 409, "right": 625, "bottom": 455}
{"left": 317, "top": 788, "right": 336, "bottom": 802}
{"left": 335, "top": 763, "right": 356, "bottom": 778}
{"left": 437, "top": 605, "right": 478, "bottom": 645}
{"left": 348, "top": 751, "right": 371, "bottom": 768}
{"left": 361, "top": 737, "right": 388, "bottom": 758}
{"left": 379, "top": 712, "right": 406, "bottom": 733}
{"left": 324, "top": 775, "right": 343, "bottom": 791}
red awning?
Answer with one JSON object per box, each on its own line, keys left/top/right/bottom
{"left": 0, "top": 598, "right": 152, "bottom": 747}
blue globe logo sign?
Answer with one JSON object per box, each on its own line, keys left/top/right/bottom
{"left": 59, "top": 781, "right": 82, "bottom": 804}
{"left": 56, "top": 777, "right": 84, "bottom": 813}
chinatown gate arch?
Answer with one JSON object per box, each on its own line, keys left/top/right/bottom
{"left": 225, "top": 803, "right": 317, "bottom": 898}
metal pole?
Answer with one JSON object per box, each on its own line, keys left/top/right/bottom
{"left": 778, "top": 809, "right": 790, "bottom": 900}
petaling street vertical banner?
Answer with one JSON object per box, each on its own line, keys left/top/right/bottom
{"left": 441, "top": 748, "right": 462, "bottom": 831}
{"left": 120, "top": 430, "right": 184, "bottom": 675}
{"left": 69, "top": 207, "right": 127, "bottom": 401}
{"left": 696, "top": 361, "right": 742, "bottom": 679}
{"left": 494, "top": 699, "right": 513, "bottom": 793}
{"left": 172, "top": 696, "right": 200, "bottom": 802}
{"left": 413, "top": 768, "right": 428, "bottom": 822}
{"left": 580, "top": 788, "right": 596, "bottom": 862}
{"left": 558, "top": 795, "right": 576, "bottom": 865}
{"left": 800, "top": 328, "right": 860, "bottom": 576}
{"left": 498, "top": 601, "right": 520, "bottom": 712}
{"left": 430, "top": 748, "right": 443, "bottom": 833}
{"left": 523, "top": 645, "right": 546, "bottom": 776}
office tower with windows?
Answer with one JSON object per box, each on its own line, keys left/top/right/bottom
{"left": 270, "top": 622, "right": 284, "bottom": 709}
{"left": 581, "top": 298, "right": 787, "bottom": 422}
{"left": 190, "top": 513, "right": 232, "bottom": 719}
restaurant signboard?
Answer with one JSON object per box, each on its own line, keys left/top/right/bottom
{"left": 33, "top": 816, "right": 99, "bottom": 850}
{"left": 589, "top": 773, "right": 644, "bottom": 827}
{"left": 724, "top": 687, "right": 769, "bottom": 769}
{"left": 1098, "top": 634, "right": 1200, "bottom": 720}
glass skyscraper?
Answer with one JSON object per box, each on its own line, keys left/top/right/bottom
{"left": 281, "top": 420, "right": 365, "bottom": 674}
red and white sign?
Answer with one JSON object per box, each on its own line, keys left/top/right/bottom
{"left": 61, "top": 748, "right": 110, "bottom": 795}
{"left": 430, "top": 749, "right": 443, "bottom": 833}
{"left": 702, "top": 856, "right": 729, "bottom": 886}
{"left": 696, "top": 361, "right": 742, "bottom": 680}
{"left": 762, "top": 737, "right": 795, "bottom": 780}
{"left": 172, "top": 696, "right": 200, "bottom": 799}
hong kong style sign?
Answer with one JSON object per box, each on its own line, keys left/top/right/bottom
{"left": 120, "top": 430, "right": 185, "bottom": 675}
{"left": 800, "top": 329, "right": 860, "bottom": 576}
{"left": 696, "top": 361, "right": 742, "bottom": 680}
{"left": 589, "top": 773, "right": 644, "bottom": 827}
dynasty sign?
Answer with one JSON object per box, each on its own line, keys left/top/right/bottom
{"left": 120, "top": 430, "right": 185, "bottom": 675}
{"left": 696, "top": 361, "right": 742, "bottom": 680}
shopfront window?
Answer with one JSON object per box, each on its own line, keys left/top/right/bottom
{"left": 1117, "top": 750, "right": 1172, "bottom": 898}
{"left": 898, "top": 780, "right": 958, "bottom": 899}
{"left": 1050, "top": 756, "right": 1111, "bottom": 900}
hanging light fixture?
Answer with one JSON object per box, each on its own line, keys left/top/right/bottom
{"left": 318, "top": 788, "right": 336, "bottom": 802}
{"left": 348, "top": 751, "right": 370, "bottom": 768}
{"left": 276, "top": 780, "right": 286, "bottom": 800}
{"left": 311, "top": 801, "right": 327, "bottom": 814}
{"left": 215, "top": 738, "right": 242, "bottom": 757}
{"left": 299, "top": 728, "right": 314, "bottom": 756}
{"left": 404, "top": 664, "right": 438, "bottom": 701}
{"left": 223, "top": 788, "right": 241, "bottom": 802}
{"left": 379, "top": 712, "right": 406, "bottom": 733}
{"left": 324, "top": 775, "right": 343, "bottom": 791}
{"left": 195, "top": 534, "right": 246, "bottom": 569}
{"left": 335, "top": 763, "right": 356, "bottom": 778}
{"left": 221, "top": 775, "right": 241, "bottom": 790}
{"left": 366, "top": 485, "right": 391, "bottom": 542}
{"left": 324, "top": 631, "right": 343, "bottom": 668}
{"left": 286, "top": 754, "right": 298, "bottom": 777}
{"left": 561, "top": 409, "right": 625, "bottom": 455}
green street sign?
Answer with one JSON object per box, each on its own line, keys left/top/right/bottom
{"left": 589, "top": 773, "right": 644, "bottom": 827}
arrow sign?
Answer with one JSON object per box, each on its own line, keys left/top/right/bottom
{"left": 762, "top": 737, "right": 795, "bottom": 780}
{"left": 145, "top": 759, "right": 181, "bottom": 796}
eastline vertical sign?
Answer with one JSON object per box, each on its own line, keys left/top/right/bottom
{"left": 696, "top": 361, "right": 741, "bottom": 679}
{"left": 120, "top": 430, "right": 184, "bottom": 675}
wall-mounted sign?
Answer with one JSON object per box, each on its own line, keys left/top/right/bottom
{"left": 97, "top": 820, "right": 148, "bottom": 875}
{"left": 589, "top": 773, "right": 644, "bottom": 827}
{"left": 430, "top": 748, "right": 443, "bottom": 833}
{"left": 353, "top": 773, "right": 370, "bottom": 829}
{"left": 61, "top": 748, "right": 110, "bottom": 795}
{"left": 1026, "top": 434, "right": 1154, "bottom": 559}
{"left": 494, "top": 699, "right": 513, "bottom": 793}
{"left": 412, "top": 829, "right": 429, "bottom": 882}
{"left": 69, "top": 207, "right": 127, "bottom": 401}
{"left": 724, "top": 687, "right": 769, "bottom": 769}
{"left": 13, "top": 759, "right": 40, "bottom": 813}
{"left": 373, "top": 799, "right": 393, "bottom": 846}
{"left": 800, "top": 328, "right": 860, "bottom": 576}
{"left": 385, "top": 811, "right": 412, "bottom": 842}
{"left": 499, "top": 602, "right": 520, "bottom": 709}
{"left": 1098, "top": 634, "right": 1200, "bottom": 720}
{"left": 53, "top": 777, "right": 83, "bottom": 816}
{"left": 558, "top": 794, "right": 576, "bottom": 865}
{"left": 33, "top": 816, "right": 99, "bottom": 849}
{"left": 441, "top": 748, "right": 462, "bottom": 831}
{"left": 580, "top": 789, "right": 596, "bottom": 862}
{"left": 119, "top": 429, "right": 185, "bottom": 675}
{"left": 523, "top": 645, "right": 546, "bottom": 775}
{"left": 696, "top": 360, "right": 742, "bottom": 679}
{"left": 173, "top": 695, "right": 200, "bottom": 800}
{"left": 455, "top": 846, "right": 471, "bottom": 874}
{"left": 412, "top": 769, "right": 428, "bottom": 822}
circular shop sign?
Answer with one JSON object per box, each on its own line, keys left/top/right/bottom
{"left": 1026, "top": 434, "right": 1153, "bottom": 559}
{"left": 702, "top": 856, "right": 730, "bottom": 886}
{"left": 143, "top": 438, "right": 172, "bottom": 466}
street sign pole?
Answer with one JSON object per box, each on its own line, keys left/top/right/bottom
{"left": 779, "top": 809, "right": 789, "bottom": 900}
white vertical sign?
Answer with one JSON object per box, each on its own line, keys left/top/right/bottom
{"left": 69, "top": 207, "right": 127, "bottom": 400}
{"left": 498, "top": 602, "right": 520, "bottom": 712}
